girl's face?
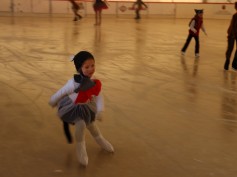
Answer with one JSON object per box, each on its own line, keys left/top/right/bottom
{"left": 81, "top": 58, "right": 95, "bottom": 78}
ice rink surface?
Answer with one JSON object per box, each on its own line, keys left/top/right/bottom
{"left": 0, "top": 15, "right": 236, "bottom": 177}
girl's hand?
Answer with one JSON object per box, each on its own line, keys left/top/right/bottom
{"left": 49, "top": 100, "right": 56, "bottom": 107}
{"left": 96, "top": 112, "right": 104, "bottom": 121}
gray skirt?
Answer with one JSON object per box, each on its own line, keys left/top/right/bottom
{"left": 57, "top": 96, "right": 97, "bottom": 124}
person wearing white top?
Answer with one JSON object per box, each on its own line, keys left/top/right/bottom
{"left": 49, "top": 51, "right": 114, "bottom": 166}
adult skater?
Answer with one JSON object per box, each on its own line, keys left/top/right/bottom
{"left": 224, "top": 2, "right": 237, "bottom": 70}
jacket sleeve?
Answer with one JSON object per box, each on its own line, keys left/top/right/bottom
{"left": 49, "top": 78, "right": 77, "bottom": 107}
{"left": 227, "top": 14, "right": 234, "bottom": 36}
{"left": 233, "top": 14, "right": 237, "bottom": 37}
{"left": 96, "top": 92, "right": 104, "bottom": 112}
{"left": 90, "top": 76, "right": 104, "bottom": 112}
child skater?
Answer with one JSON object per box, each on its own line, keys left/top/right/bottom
{"left": 93, "top": 0, "right": 109, "bottom": 26}
{"left": 49, "top": 51, "right": 114, "bottom": 166}
{"left": 224, "top": 2, "right": 237, "bottom": 70}
{"left": 132, "top": 0, "right": 148, "bottom": 20}
{"left": 181, "top": 9, "right": 207, "bottom": 58}
{"left": 69, "top": 0, "right": 82, "bottom": 21}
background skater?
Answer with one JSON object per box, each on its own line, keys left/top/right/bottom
{"left": 181, "top": 9, "right": 207, "bottom": 58}
{"left": 69, "top": 0, "right": 82, "bottom": 21}
{"left": 224, "top": 2, "right": 237, "bottom": 70}
{"left": 93, "top": 0, "right": 109, "bottom": 25}
{"left": 132, "top": 0, "right": 148, "bottom": 20}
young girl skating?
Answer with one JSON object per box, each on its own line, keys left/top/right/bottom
{"left": 181, "top": 9, "right": 207, "bottom": 58}
{"left": 49, "top": 51, "right": 114, "bottom": 166}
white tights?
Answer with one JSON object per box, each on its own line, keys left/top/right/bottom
{"left": 74, "top": 120, "right": 114, "bottom": 166}
{"left": 75, "top": 120, "right": 101, "bottom": 142}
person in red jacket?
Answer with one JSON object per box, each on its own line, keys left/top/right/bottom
{"left": 49, "top": 51, "right": 114, "bottom": 166}
{"left": 181, "top": 9, "right": 207, "bottom": 58}
{"left": 224, "top": 2, "right": 237, "bottom": 70}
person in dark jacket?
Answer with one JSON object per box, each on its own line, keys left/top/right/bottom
{"left": 224, "top": 2, "right": 237, "bottom": 70}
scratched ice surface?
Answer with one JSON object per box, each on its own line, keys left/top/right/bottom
{"left": 0, "top": 16, "right": 236, "bottom": 177}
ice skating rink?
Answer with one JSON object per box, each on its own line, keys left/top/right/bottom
{"left": 0, "top": 15, "right": 236, "bottom": 177}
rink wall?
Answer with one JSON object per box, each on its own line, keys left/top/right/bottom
{"left": 0, "top": 0, "right": 235, "bottom": 19}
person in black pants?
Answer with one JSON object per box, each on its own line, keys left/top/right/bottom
{"left": 181, "top": 9, "right": 207, "bottom": 58}
{"left": 224, "top": 2, "right": 237, "bottom": 70}
{"left": 133, "top": 0, "right": 148, "bottom": 19}
{"left": 69, "top": 0, "right": 82, "bottom": 21}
